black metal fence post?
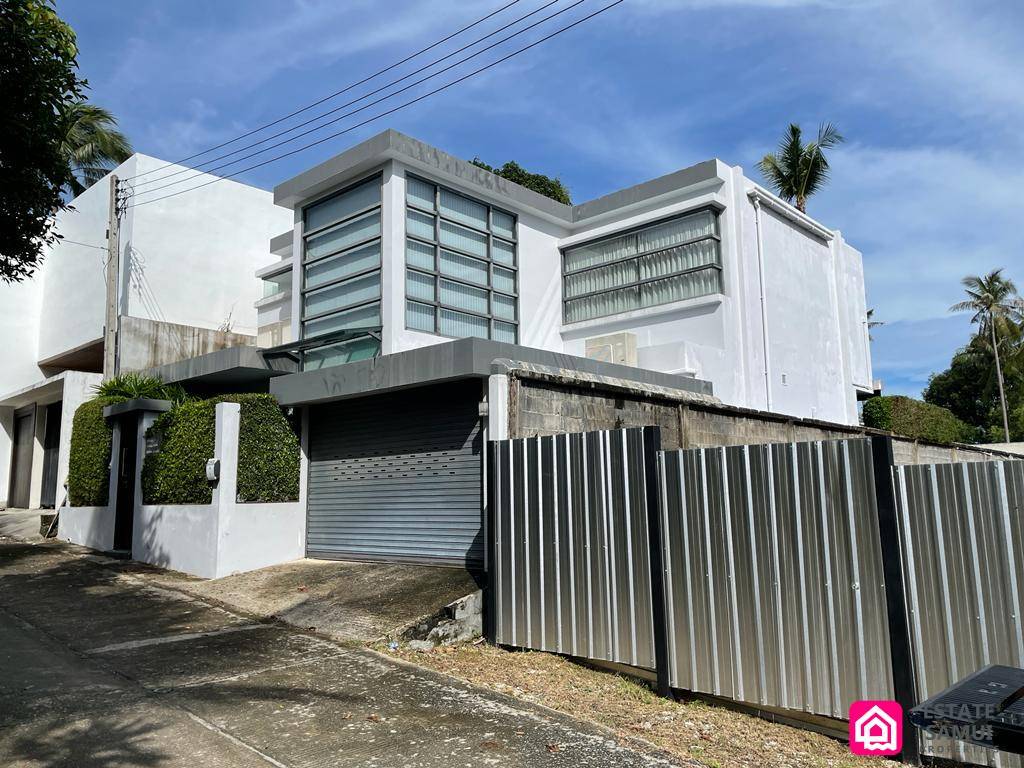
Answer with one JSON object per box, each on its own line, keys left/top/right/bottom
{"left": 870, "top": 435, "right": 921, "bottom": 765}
{"left": 643, "top": 426, "right": 672, "bottom": 698}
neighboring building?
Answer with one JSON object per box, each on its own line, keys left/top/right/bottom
{"left": 0, "top": 153, "right": 291, "bottom": 511}
{"left": 229, "top": 129, "right": 873, "bottom": 567}
{"left": 259, "top": 129, "right": 872, "bottom": 422}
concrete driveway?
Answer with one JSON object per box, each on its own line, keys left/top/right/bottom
{"left": 0, "top": 538, "right": 679, "bottom": 767}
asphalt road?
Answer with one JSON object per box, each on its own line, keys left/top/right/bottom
{"left": 0, "top": 538, "right": 678, "bottom": 768}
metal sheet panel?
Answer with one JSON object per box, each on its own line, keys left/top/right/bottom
{"left": 492, "top": 429, "right": 656, "bottom": 670}
{"left": 306, "top": 381, "right": 483, "bottom": 565}
{"left": 895, "top": 460, "right": 1024, "bottom": 767}
{"left": 660, "top": 439, "right": 893, "bottom": 716}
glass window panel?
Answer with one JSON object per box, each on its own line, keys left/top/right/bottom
{"left": 305, "top": 241, "right": 380, "bottom": 288}
{"left": 406, "top": 269, "right": 435, "bottom": 302}
{"left": 639, "top": 267, "right": 721, "bottom": 309}
{"left": 439, "top": 188, "right": 488, "bottom": 230}
{"left": 303, "top": 335, "right": 380, "bottom": 371}
{"left": 493, "top": 320, "right": 517, "bottom": 343}
{"left": 303, "top": 302, "right": 380, "bottom": 338}
{"left": 406, "top": 176, "right": 435, "bottom": 210}
{"left": 306, "top": 211, "right": 380, "bottom": 260}
{"left": 439, "top": 308, "right": 488, "bottom": 339}
{"left": 439, "top": 219, "right": 487, "bottom": 257}
{"left": 406, "top": 301, "right": 435, "bottom": 332}
{"left": 492, "top": 238, "right": 515, "bottom": 266}
{"left": 564, "top": 259, "right": 637, "bottom": 300}
{"left": 492, "top": 292, "right": 516, "bottom": 321}
{"left": 637, "top": 210, "right": 716, "bottom": 253}
{"left": 492, "top": 266, "right": 516, "bottom": 294}
{"left": 439, "top": 249, "right": 488, "bottom": 286}
{"left": 639, "top": 238, "right": 719, "bottom": 281}
{"left": 492, "top": 210, "right": 515, "bottom": 239}
{"left": 564, "top": 232, "right": 636, "bottom": 273}
{"left": 305, "top": 177, "right": 380, "bottom": 231}
{"left": 304, "top": 272, "right": 380, "bottom": 317}
{"left": 440, "top": 278, "right": 488, "bottom": 315}
{"left": 565, "top": 286, "right": 640, "bottom": 324}
{"left": 406, "top": 209, "right": 435, "bottom": 241}
{"left": 406, "top": 238, "right": 434, "bottom": 270}
{"left": 262, "top": 272, "right": 291, "bottom": 298}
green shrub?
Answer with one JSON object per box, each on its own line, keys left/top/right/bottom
{"left": 93, "top": 372, "right": 187, "bottom": 404}
{"left": 142, "top": 393, "right": 300, "bottom": 505}
{"left": 67, "top": 399, "right": 112, "bottom": 506}
{"left": 862, "top": 395, "right": 975, "bottom": 445}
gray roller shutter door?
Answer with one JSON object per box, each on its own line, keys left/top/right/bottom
{"left": 307, "top": 381, "right": 483, "bottom": 565}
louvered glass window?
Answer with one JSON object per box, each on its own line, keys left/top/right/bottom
{"left": 404, "top": 173, "right": 518, "bottom": 342}
{"left": 301, "top": 174, "right": 384, "bottom": 369}
{"left": 562, "top": 208, "right": 722, "bottom": 323}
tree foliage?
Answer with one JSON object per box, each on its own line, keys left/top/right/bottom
{"left": 470, "top": 158, "right": 572, "bottom": 205}
{"left": 60, "top": 101, "right": 132, "bottom": 197}
{"left": 1, "top": 0, "right": 83, "bottom": 282}
{"left": 67, "top": 399, "right": 112, "bottom": 506}
{"left": 862, "top": 395, "right": 975, "bottom": 445}
{"left": 757, "top": 122, "right": 844, "bottom": 213}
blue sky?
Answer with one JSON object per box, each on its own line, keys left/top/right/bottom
{"left": 59, "top": 0, "right": 1024, "bottom": 396}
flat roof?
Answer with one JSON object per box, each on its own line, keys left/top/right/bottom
{"left": 269, "top": 337, "right": 713, "bottom": 406}
{"left": 146, "top": 346, "right": 285, "bottom": 389}
{"left": 273, "top": 129, "right": 724, "bottom": 227}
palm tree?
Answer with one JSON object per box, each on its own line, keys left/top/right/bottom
{"left": 757, "top": 122, "right": 844, "bottom": 213}
{"left": 866, "top": 308, "right": 884, "bottom": 341}
{"left": 950, "top": 269, "right": 1024, "bottom": 442}
{"left": 59, "top": 102, "right": 132, "bottom": 197}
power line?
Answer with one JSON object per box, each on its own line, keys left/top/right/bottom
{"left": 58, "top": 238, "right": 108, "bottom": 251}
{"left": 132, "top": 0, "right": 564, "bottom": 190}
{"left": 132, "top": 0, "right": 578, "bottom": 197}
{"left": 129, "top": 0, "right": 624, "bottom": 210}
{"left": 125, "top": 0, "right": 525, "bottom": 181}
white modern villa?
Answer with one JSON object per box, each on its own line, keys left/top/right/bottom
{"left": 0, "top": 154, "right": 291, "bottom": 511}
{"left": 44, "top": 129, "right": 877, "bottom": 571}
{"left": 257, "top": 129, "right": 873, "bottom": 423}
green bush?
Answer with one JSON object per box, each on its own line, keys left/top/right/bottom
{"left": 863, "top": 395, "right": 975, "bottom": 445}
{"left": 142, "top": 393, "right": 300, "bottom": 505}
{"left": 67, "top": 399, "right": 113, "bottom": 506}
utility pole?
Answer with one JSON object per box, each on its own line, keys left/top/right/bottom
{"left": 102, "top": 174, "right": 120, "bottom": 380}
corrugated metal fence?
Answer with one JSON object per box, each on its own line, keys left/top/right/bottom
{"left": 895, "top": 460, "right": 1024, "bottom": 767}
{"left": 659, "top": 439, "right": 892, "bottom": 716}
{"left": 491, "top": 429, "right": 657, "bottom": 669}
{"left": 489, "top": 427, "right": 1024, "bottom": 765}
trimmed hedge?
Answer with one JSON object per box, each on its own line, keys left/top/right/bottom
{"left": 862, "top": 395, "right": 974, "bottom": 445}
{"left": 142, "top": 393, "right": 300, "bottom": 505}
{"left": 67, "top": 399, "right": 113, "bottom": 506}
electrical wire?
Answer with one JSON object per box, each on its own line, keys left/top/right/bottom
{"left": 131, "top": 0, "right": 564, "bottom": 190}
{"left": 128, "top": 0, "right": 623, "bottom": 210}
{"left": 59, "top": 239, "right": 109, "bottom": 251}
{"left": 131, "top": 0, "right": 584, "bottom": 197}
{"left": 125, "top": 0, "right": 525, "bottom": 181}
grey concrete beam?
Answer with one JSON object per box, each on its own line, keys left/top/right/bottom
{"left": 269, "top": 337, "right": 714, "bottom": 406}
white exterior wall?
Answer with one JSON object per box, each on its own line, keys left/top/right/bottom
{"left": 274, "top": 155, "right": 873, "bottom": 426}
{"left": 126, "top": 155, "right": 291, "bottom": 337}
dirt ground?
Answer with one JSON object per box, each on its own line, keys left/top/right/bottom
{"left": 386, "top": 642, "right": 893, "bottom": 768}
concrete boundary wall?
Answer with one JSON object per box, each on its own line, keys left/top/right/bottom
{"left": 132, "top": 402, "right": 307, "bottom": 579}
{"left": 58, "top": 505, "right": 115, "bottom": 552}
{"left": 62, "top": 402, "right": 307, "bottom": 579}
{"left": 502, "top": 373, "right": 1016, "bottom": 466}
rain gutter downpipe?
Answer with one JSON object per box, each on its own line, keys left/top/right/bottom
{"left": 751, "top": 196, "right": 773, "bottom": 412}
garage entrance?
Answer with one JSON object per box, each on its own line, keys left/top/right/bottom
{"left": 306, "top": 381, "right": 483, "bottom": 566}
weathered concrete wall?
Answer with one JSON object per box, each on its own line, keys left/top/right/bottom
{"left": 509, "top": 375, "right": 1018, "bottom": 466}
{"left": 119, "top": 315, "right": 255, "bottom": 372}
